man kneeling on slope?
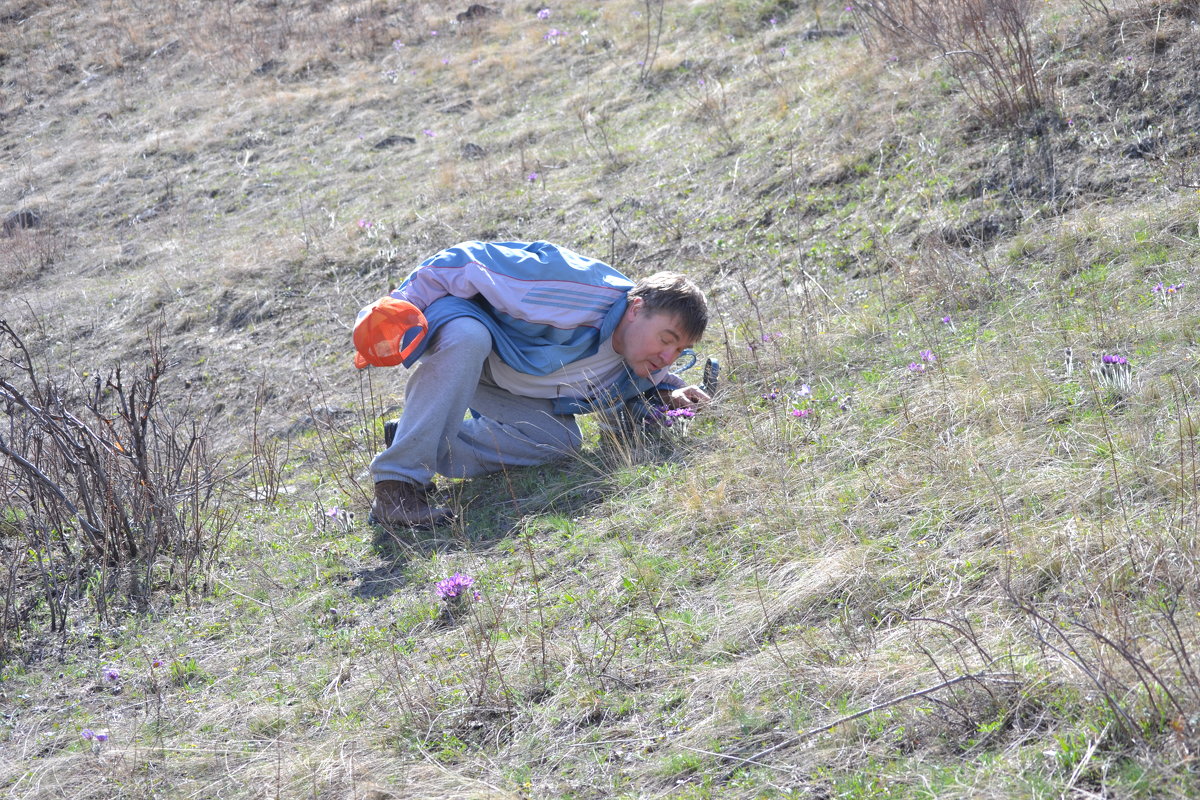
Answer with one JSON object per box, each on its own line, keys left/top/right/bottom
{"left": 357, "top": 240, "right": 710, "bottom": 528}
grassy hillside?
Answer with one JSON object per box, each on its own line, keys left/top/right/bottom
{"left": 3, "top": 0, "right": 1200, "bottom": 797}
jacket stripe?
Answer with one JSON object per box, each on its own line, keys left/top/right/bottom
{"left": 523, "top": 294, "right": 612, "bottom": 313}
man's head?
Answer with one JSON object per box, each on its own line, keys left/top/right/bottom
{"left": 612, "top": 271, "right": 708, "bottom": 378}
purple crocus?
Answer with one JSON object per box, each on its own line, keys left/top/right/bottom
{"left": 81, "top": 728, "right": 94, "bottom": 740}
{"left": 920, "top": 349, "right": 936, "bottom": 363}
{"left": 103, "top": 668, "right": 120, "bottom": 682}
{"left": 790, "top": 408, "right": 812, "bottom": 418}
{"left": 907, "top": 362, "right": 925, "bottom": 373}
{"left": 666, "top": 408, "right": 695, "bottom": 419}
{"left": 95, "top": 733, "right": 108, "bottom": 743}
{"left": 537, "top": 7, "right": 551, "bottom": 19}
{"left": 1102, "top": 354, "right": 1129, "bottom": 365}
{"left": 435, "top": 573, "right": 478, "bottom": 601}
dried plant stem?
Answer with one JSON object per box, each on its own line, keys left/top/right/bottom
{"left": 706, "top": 671, "right": 1019, "bottom": 773}
{"left": 1089, "top": 376, "right": 1133, "bottom": 539}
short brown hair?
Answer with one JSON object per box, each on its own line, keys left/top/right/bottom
{"left": 628, "top": 271, "right": 708, "bottom": 342}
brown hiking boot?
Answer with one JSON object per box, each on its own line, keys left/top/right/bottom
{"left": 369, "top": 480, "right": 455, "bottom": 529}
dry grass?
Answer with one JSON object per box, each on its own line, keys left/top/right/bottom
{"left": 5, "top": 0, "right": 1200, "bottom": 797}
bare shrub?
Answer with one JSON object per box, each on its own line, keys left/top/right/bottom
{"left": 1011, "top": 583, "right": 1200, "bottom": 747}
{"left": 0, "top": 321, "right": 232, "bottom": 659}
{"left": 0, "top": 228, "right": 63, "bottom": 293}
{"left": 852, "top": 0, "right": 1051, "bottom": 125}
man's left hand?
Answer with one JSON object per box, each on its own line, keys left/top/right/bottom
{"left": 667, "top": 385, "right": 711, "bottom": 409}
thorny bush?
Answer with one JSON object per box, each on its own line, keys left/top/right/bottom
{"left": 0, "top": 321, "right": 232, "bottom": 661}
{"left": 852, "top": 0, "right": 1051, "bottom": 126}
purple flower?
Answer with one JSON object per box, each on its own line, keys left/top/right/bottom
{"left": 95, "top": 733, "right": 108, "bottom": 743}
{"left": 1102, "top": 354, "right": 1129, "bottom": 365}
{"left": 537, "top": 7, "right": 551, "bottom": 19}
{"left": 81, "top": 728, "right": 94, "bottom": 740}
{"left": 791, "top": 408, "right": 812, "bottom": 418}
{"left": 441, "top": 57, "right": 450, "bottom": 65}
{"left": 392, "top": 40, "right": 405, "bottom": 50}
{"left": 762, "top": 391, "right": 778, "bottom": 401}
{"left": 356, "top": 220, "right": 372, "bottom": 230}
{"left": 920, "top": 349, "right": 936, "bottom": 363}
{"left": 648, "top": 405, "right": 673, "bottom": 427}
{"left": 797, "top": 384, "right": 812, "bottom": 397}
{"left": 430, "top": 30, "right": 438, "bottom": 36}
{"left": 941, "top": 315, "right": 952, "bottom": 324}
{"left": 527, "top": 172, "right": 539, "bottom": 182}
{"left": 839, "top": 396, "right": 852, "bottom": 411}
{"left": 104, "top": 668, "right": 119, "bottom": 682}
{"left": 151, "top": 658, "right": 164, "bottom": 669}
{"left": 423, "top": 129, "right": 435, "bottom": 137}
{"left": 435, "top": 573, "right": 478, "bottom": 601}
{"left": 907, "top": 362, "right": 925, "bottom": 373}
{"left": 666, "top": 408, "right": 695, "bottom": 419}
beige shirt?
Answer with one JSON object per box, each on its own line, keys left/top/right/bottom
{"left": 486, "top": 338, "right": 628, "bottom": 400}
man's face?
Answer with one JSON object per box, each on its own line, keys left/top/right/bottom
{"left": 611, "top": 298, "right": 695, "bottom": 378}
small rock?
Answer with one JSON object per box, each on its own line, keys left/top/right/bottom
{"left": 456, "top": 4, "right": 494, "bottom": 23}
{"left": 373, "top": 135, "right": 416, "bottom": 150}
{"left": 1123, "top": 139, "right": 1154, "bottom": 159}
{"left": 2, "top": 209, "right": 41, "bottom": 236}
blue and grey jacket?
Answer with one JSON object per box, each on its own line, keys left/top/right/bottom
{"left": 389, "top": 240, "right": 683, "bottom": 415}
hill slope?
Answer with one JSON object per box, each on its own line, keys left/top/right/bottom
{"left": 3, "top": 0, "right": 1200, "bottom": 797}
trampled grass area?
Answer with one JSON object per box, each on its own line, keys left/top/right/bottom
{"left": 3, "top": 0, "right": 1200, "bottom": 797}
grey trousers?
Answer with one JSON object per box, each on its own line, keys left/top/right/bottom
{"left": 370, "top": 316, "right": 583, "bottom": 488}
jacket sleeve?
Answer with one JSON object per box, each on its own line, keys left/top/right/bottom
{"left": 389, "top": 245, "right": 507, "bottom": 312}
{"left": 653, "top": 370, "right": 687, "bottom": 390}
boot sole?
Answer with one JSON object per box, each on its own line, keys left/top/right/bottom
{"left": 367, "top": 510, "right": 454, "bottom": 530}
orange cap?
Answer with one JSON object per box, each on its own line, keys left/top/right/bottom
{"left": 352, "top": 296, "right": 429, "bottom": 369}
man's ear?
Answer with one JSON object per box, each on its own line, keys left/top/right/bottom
{"left": 626, "top": 296, "right": 644, "bottom": 317}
